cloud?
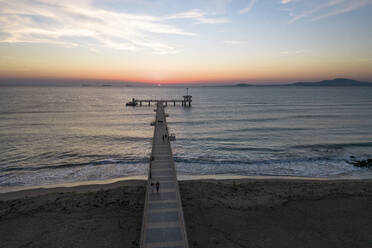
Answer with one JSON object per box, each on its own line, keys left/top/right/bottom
{"left": 166, "top": 9, "right": 229, "bottom": 24}
{"left": 0, "top": 0, "right": 227, "bottom": 54}
{"left": 281, "top": 0, "right": 372, "bottom": 23}
{"left": 280, "top": 49, "right": 308, "bottom": 55}
{"left": 223, "top": 40, "right": 248, "bottom": 45}
{"left": 239, "top": 0, "right": 258, "bottom": 14}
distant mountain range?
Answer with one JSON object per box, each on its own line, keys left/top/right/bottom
{"left": 292, "top": 78, "right": 372, "bottom": 86}
{"left": 234, "top": 78, "right": 372, "bottom": 87}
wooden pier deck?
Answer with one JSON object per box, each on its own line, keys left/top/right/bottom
{"left": 140, "top": 102, "right": 189, "bottom": 248}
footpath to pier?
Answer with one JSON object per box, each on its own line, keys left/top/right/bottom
{"left": 140, "top": 102, "right": 189, "bottom": 248}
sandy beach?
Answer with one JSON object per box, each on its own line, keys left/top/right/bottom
{"left": 1, "top": 178, "right": 372, "bottom": 248}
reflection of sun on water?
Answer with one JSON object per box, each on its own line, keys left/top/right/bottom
{"left": 157, "top": 84, "right": 161, "bottom": 87}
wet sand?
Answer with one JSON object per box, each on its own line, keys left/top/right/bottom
{"left": 1, "top": 179, "right": 372, "bottom": 248}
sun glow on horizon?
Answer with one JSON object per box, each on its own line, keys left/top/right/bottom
{"left": 1, "top": 0, "right": 372, "bottom": 84}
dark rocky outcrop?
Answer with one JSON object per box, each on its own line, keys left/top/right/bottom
{"left": 352, "top": 159, "right": 372, "bottom": 169}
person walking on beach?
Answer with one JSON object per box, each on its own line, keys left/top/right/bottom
{"left": 156, "top": 181, "right": 160, "bottom": 193}
{"left": 151, "top": 181, "right": 154, "bottom": 193}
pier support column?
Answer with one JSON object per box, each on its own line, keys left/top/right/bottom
{"left": 174, "top": 101, "right": 175, "bottom": 106}
{"left": 140, "top": 101, "right": 142, "bottom": 106}
{"left": 148, "top": 101, "right": 150, "bottom": 106}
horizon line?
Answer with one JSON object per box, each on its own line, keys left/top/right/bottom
{"left": 1, "top": 76, "right": 371, "bottom": 86}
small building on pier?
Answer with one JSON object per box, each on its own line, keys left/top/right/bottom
{"left": 182, "top": 95, "right": 192, "bottom": 107}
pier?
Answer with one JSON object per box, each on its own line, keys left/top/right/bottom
{"left": 126, "top": 97, "right": 192, "bottom": 107}
{"left": 140, "top": 102, "right": 189, "bottom": 248}
{"left": 126, "top": 88, "right": 192, "bottom": 107}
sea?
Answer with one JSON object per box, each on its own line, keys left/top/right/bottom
{"left": 1, "top": 85, "right": 372, "bottom": 191}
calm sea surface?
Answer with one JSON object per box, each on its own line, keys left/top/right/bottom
{"left": 1, "top": 86, "right": 372, "bottom": 189}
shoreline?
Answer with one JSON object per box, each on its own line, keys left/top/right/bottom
{"left": 1, "top": 178, "right": 371, "bottom": 247}
{"left": 2, "top": 173, "right": 372, "bottom": 196}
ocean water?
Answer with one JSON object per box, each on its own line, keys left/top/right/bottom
{"left": 1, "top": 85, "right": 372, "bottom": 189}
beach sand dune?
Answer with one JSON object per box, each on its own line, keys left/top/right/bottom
{"left": 1, "top": 179, "right": 372, "bottom": 248}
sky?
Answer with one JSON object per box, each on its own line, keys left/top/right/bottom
{"left": 0, "top": 0, "right": 372, "bottom": 84}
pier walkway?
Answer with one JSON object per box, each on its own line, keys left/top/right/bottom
{"left": 140, "top": 102, "right": 189, "bottom": 248}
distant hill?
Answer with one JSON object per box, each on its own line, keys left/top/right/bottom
{"left": 291, "top": 78, "right": 372, "bottom": 86}
{"left": 230, "top": 78, "right": 372, "bottom": 87}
